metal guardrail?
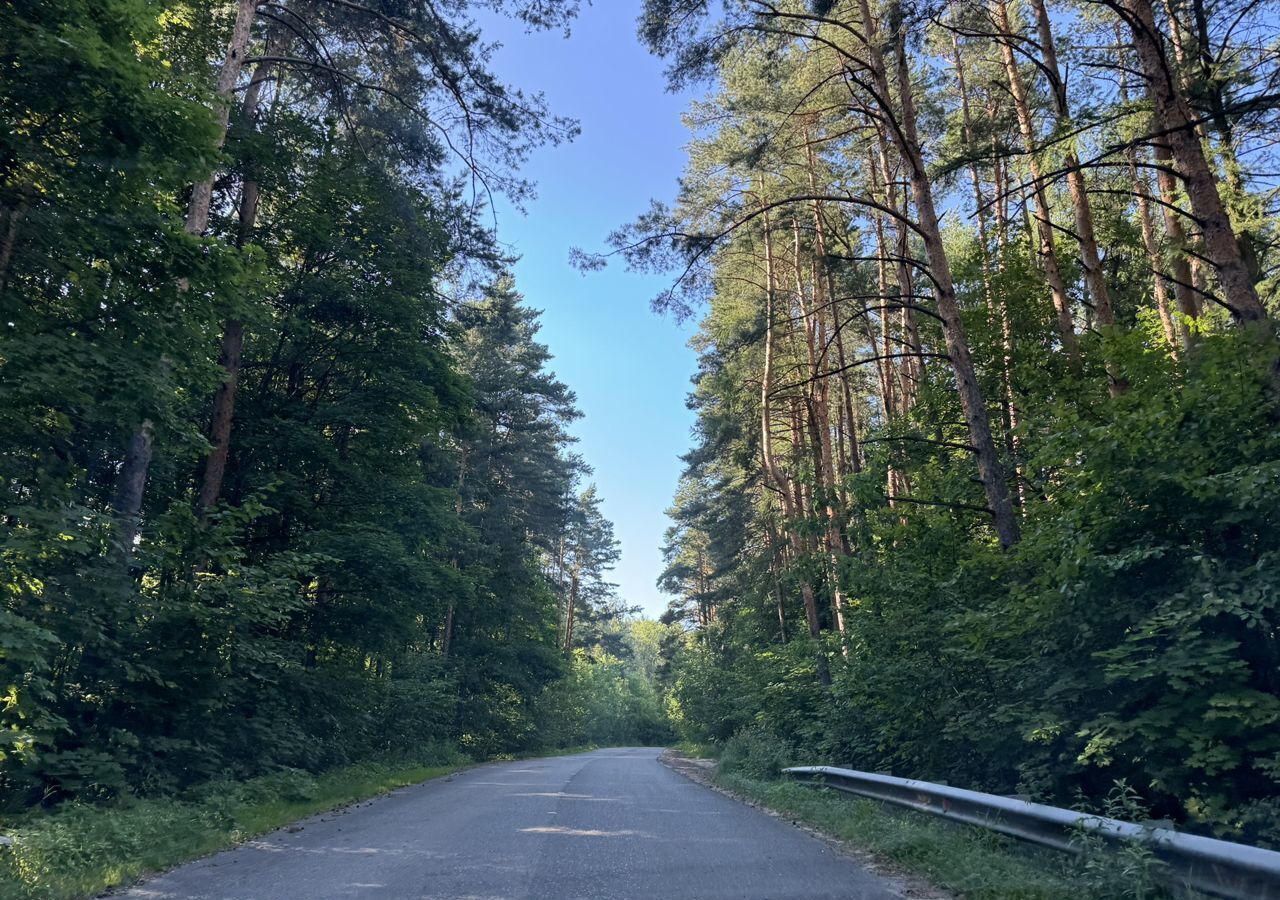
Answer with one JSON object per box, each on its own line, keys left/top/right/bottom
{"left": 785, "top": 765, "right": 1280, "bottom": 899}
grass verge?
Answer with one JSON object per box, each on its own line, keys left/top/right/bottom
{"left": 672, "top": 740, "right": 720, "bottom": 760}
{"left": 716, "top": 772, "right": 1174, "bottom": 900}
{"left": 2, "top": 748, "right": 486, "bottom": 900}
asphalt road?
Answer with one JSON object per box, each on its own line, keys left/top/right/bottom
{"left": 119, "top": 747, "right": 900, "bottom": 899}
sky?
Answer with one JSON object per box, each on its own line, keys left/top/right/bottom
{"left": 477, "top": 3, "right": 698, "bottom": 617}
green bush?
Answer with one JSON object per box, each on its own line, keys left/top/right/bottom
{"left": 719, "top": 727, "right": 796, "bottom": 780}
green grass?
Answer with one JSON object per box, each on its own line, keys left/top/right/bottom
{"left": 0, "top": 755, "right": 471, "bottom": 900}
{"left": 716, "top": 773, "right": 1174, "bottom": 900}
{"left": 672, "top": 740, "right": 721, "bottom": 759}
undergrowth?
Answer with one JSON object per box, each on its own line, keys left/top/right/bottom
{"left": 672, "top": 740, "right": 721, "bottom": 760}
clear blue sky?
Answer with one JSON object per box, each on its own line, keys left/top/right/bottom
{"left": 479, "top": 3, "right": 697, "bottom": 617}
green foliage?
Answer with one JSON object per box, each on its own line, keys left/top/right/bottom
{"left": 0, "top": 0, "right": 661, "bottom": 839}
{"left": 662, "top": 325, "right": 1280, "bottom": 843}
{"left": 641, "top": 1, "right": 1280, "bottom": 842}
{"left": 1068, "top": 782, "right": 1167, "bottom": 900}
{"left": 719, "top": 727, "right": 797, "bottom": 780}
{"left": 640, "top": 0, "right": 1280, "bottom": 844}
{"left": 534, "top": 647, "right": 674, "bottom": 750}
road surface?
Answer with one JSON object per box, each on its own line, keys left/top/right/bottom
{"left": 119, "top": 747, "right": 900, "bottom": 899}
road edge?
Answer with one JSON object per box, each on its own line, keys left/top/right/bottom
{"left": 658, "top": 749, "right": 953, "bottom": 900}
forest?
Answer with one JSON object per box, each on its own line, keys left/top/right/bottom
{"left": 623, "top": 0, "right": 1280, "bottom": 848}
{"left": 7, "top": 0, "right": 1280, "bottom": 878}
{"left": 0, "top": 0, "right": 668, "bottom": 816}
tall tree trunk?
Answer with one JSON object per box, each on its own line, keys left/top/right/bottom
{"left": 1133, "top": 161, "right": 1181, "bottom": 353}
{"left": 1152, "top": 0, "right": 1218, "bottom": 320}
{"left": 1028, "top": 0, "right": 1116, "bottom": 328}
{"left": 563, "top": 569, "right": 578, "bottom": 652}
{"left": 555, "top": 534, "right": 567, "bottom": 636}
{"left": 768, "top": 528, "right": 788, "bottom": 644}
{"left": 197, "top": 319, "right": 246, "bottom": 518}
{"left": 185, "top": 0, "right": 261, "bottom": 237}
{"left": 788, "top": 401, "right": 830, "bottom": 679}
{"left": 113, "top": 421, "right": 154, "bottom": 551}
{"left": 875, "top": 137, "right": 923, "bottom": 411}
{"left": 865, "top": 148, "right": 900, "bottom": 425}
{"left": 441, "top": 599, "right": 455, "bottom": 658}
{"left": 197, "top": 51, "right": 277, "bottom": 518}
{"left": 869, "top": 0, "right": 1021, "bottom": 547}
{"left": 966, "top": 42, "right": 1024, "bottom": 505}
{"left": 443, "top": 448, "right": 466, "bottom": 658}
{"left": 1123, "top": 0, "right": 1268, "bottom": 325}
{"left": 760, "top": 205, "right": 829, "bottom": 684}
{"left": 990, "top": 97, "right": 1011, "bottom": 251}
{"left": 993, "top": 0, "right": 1080, "bottom": 371}
{"left": 950, "top": 30, "right": 996, "bottom": 316}
{"left": 113, "top": 0, "right": 260, "bottom": 538}
{"left": 1161, "top": 0, "right": 1190, "bottom": 66}
{"left": 822, "top": 261, "right": 863, "bottom": 485}
{"left": 823, "top": 257, "right": 861, "bottom": 520}
{"left": 1117, "top": 46, "right": 1181, "bottom": 353}
{"left": 1187, "top": 0, "right": 1260, "bottom": 283}
{"left": 1152, "top": 140, "right": 1201, "bottom": 343}
{"left": 796, "top": 156, "right": 850, "bottom": 640}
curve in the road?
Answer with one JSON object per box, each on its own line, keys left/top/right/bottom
{"left": 117, "top": 747, "right": 900, "bottom": 899}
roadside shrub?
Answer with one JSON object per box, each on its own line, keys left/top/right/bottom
{"left": 719, "top": 727, "right": 796, "bottom": 780}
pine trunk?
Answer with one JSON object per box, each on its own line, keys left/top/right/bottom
{"left": 993, "top": 0, "right": 1080, "bottom": 370}
{"left": 196, "top": 52, "right": 277, "bottom": 518}
{"left": 869, "top": 0, "right": 1021, "bottom": 547}
{"left": 113, "top": 0, "right": 260, "bottom": 536}
{"left": 1124, "top": 0, "right": 1268, "bottom": 325}
{"left": 760, "top": 206, "right": 829, "bottom": 682}
{"left": 1028, "top": 0, "right": 1115, "bottom": 327}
